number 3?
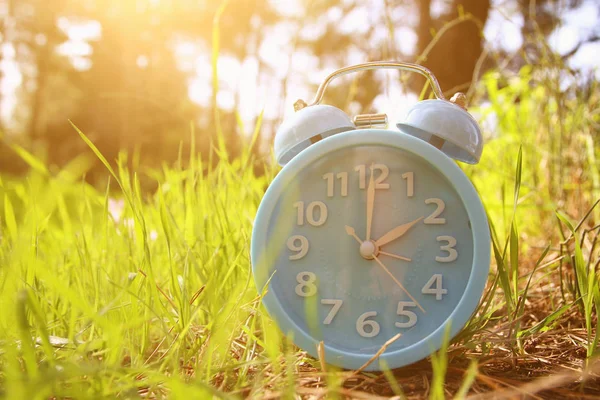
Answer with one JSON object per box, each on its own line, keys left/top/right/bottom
{"left": 436, "top": 235, "right": 458, "bottom": 262}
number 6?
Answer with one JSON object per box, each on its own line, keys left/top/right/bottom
{"left": 356, "top": 311, "right": 380, "bottom": 338}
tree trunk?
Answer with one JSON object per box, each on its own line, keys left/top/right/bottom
{"left": 414, "top": 0, "right": 491, "bottom": 95}
{"left": 30, "top": 46, "right": 49, "bottom": 143}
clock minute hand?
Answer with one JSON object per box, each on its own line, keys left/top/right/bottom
{"left": 365, "top": 164, "right": 375, "bottom": 241}
{"left": 375, "top": 216, "right": 424, "bottom": 248}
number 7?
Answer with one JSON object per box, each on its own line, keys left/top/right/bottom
{"left": 321, "top": 299, "right": 343, "bottom": 325}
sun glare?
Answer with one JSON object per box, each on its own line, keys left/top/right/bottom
{"left": 0, "top": 0, "right": 598, "bottom": 135}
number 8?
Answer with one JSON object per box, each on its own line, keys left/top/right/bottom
{"left": 295, "top": 272, "right": 317, "bottom": 297}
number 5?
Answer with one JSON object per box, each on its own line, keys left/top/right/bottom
{"left": 395, "top": 301, "right": 417, "bottom": 328}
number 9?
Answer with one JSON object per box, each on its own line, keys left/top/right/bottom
{"left": 287, "top": 235, "right": 309, "bottom": 260}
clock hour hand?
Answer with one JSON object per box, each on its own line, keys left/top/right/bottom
{"left": 374, "top": 216, "right": 423, "bottom": 248}
{"left": 345, "top": 225, "right": 411, "bottom": 261}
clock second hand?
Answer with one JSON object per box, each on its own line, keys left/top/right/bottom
{"left": 344, "top": 225, "right": 422, "bottom": 312}
{"left": 379, "top": 251, "right": 411, "bottom": 262}
{"left": 372, "top": 254, "right": 426, "bottom": 314}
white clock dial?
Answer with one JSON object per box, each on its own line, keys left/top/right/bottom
{"left": 262, "top": 144, "right": 474, "bottom": 355}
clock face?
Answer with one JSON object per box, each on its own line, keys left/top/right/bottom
{"left": 252, "top": 130, "right": 489, "bottom": 370}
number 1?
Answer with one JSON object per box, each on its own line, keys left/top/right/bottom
{"left": 402, "top": 172, "right": 414, "bottom": 197}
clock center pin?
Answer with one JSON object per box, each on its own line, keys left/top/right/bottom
{"left": 359, "top": 240, "right": 379, "bottom": 260}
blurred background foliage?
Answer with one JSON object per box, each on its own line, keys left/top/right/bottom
{"left": 0, "top": 0, "right": 597, "bottom": 202}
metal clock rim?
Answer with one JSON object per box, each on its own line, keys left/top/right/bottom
{"left": 251, "top": 129, "right": 491, "bottom": 371}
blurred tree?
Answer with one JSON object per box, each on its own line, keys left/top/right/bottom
{"left": 0, "top": 0, "right": 74, "bottom": 173}
{"left": 65, "top": 1, "right": 196, "bottom": 171}
{"left": 285, "top": 0, "right": 591, "bottom": 107}
{"left": 292, "top": 1, "right": 386, "bottom": 113}
{"left": 0, "top": 0, "right": 595, "bottom": 179}
{"left": 519, "top": 0, "right": 600, "bottom": 63}
{"left": 0, "top": 0, "right": 280, "bottom": 175}
{"left": 53, "top": 0, "right": 279, "bottom": 171}
{"left": 291, "top": 0, "right": 491, "bottom": 111}
{"left": 415, "top": 0, "right": 490, "bottom": 95}
{"left": 25, "top": 0, "right": 73, "bottom": 143}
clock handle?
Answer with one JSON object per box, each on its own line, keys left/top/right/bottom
{"left": 280, "top": 60, "right": 484, "bottom": 165}
{"left": 294, "top": 61, "right": 445, "bottom": 111}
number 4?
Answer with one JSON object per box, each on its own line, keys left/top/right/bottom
{"left": 421, "top": 274, "right": 447, "bottom": 300}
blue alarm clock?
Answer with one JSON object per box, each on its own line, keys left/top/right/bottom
{"left": 251, "top": 61, "right": 490, "bottom": 371}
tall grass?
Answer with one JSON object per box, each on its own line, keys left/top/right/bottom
{"left": 0, "top": 125, "right": 293, "bottom": 398}
{"left": 469, "top": 64, "right": 599, "bottom": 240}
{"left": 460, "top": 57, "right": 600, "bottom": 360}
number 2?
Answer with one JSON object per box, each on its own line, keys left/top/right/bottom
{"left": 424, "top": 198, "right": 446, "bottom": 224}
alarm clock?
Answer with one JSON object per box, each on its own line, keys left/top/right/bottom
{"left": 251, "top": 61, "right": 490, "bottom": 371}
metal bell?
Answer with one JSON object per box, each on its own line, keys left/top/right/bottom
{"left": 274, "top": 104, "right": 355, "bottom": 166}
{"left": 396, "top": 97, "right": 483, "bottom": 164}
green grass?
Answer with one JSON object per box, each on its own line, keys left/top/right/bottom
{"left": 0, "top": 118, "right": 598, "bottom": 398}
{"left": 0, "top": 130, "right": 276, "bottom": 398}
{"left": 1, "top": 39, "right": 600, "bottom": 400}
